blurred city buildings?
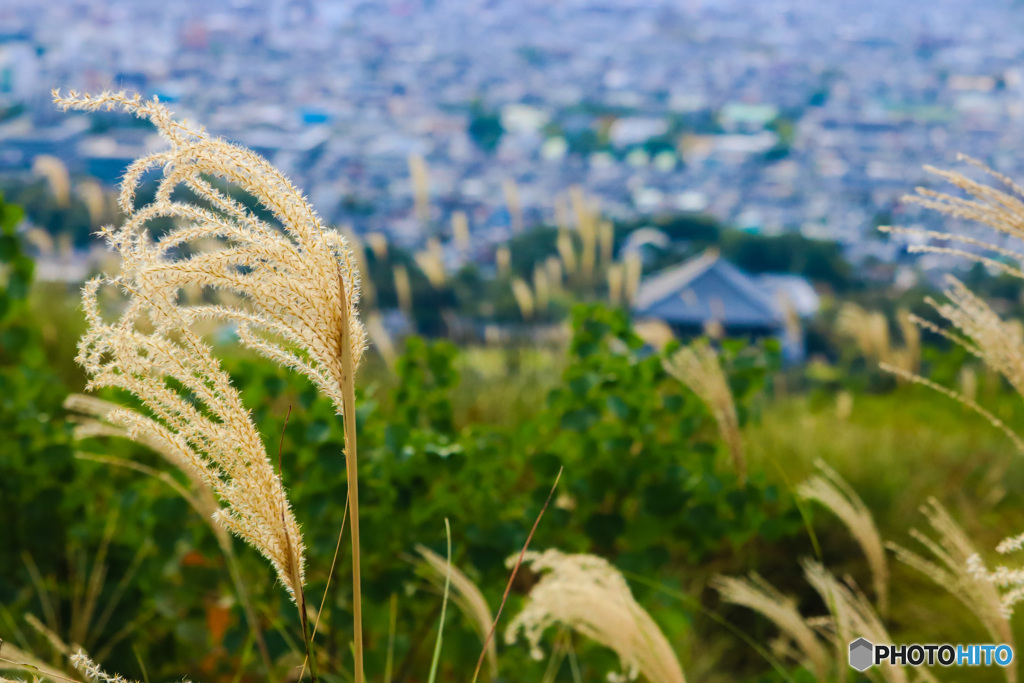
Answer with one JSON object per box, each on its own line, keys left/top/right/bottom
{"left": 2, "top": 0, "right": 1023, "bottom": 271}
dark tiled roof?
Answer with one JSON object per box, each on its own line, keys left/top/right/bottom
{"left": 633, "top": 250, "right": 784, "bottom": 329}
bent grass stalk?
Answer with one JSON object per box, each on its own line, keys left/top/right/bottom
{"left": 415, "top": 545, "right": 498, "bottom": 678}
{"left": 471, "top": 467, "right": 562, "bottom": 683}
{"left": 797, "top": 460, "right": 889, "bottom": 616}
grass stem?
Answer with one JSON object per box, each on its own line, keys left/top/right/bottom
{"left": 339, "top": 271, "right": 364, "bottom": 683}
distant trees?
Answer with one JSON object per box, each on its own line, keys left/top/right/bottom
{"left": 719, "top": 231, "right": 853, "bottom": 291}
{"left": 468, "top": 101, "right": 504, "bottom": 154}
{"left": 1, "top": 179, "right": 93, "bottom": 248}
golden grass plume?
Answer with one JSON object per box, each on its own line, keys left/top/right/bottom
{"left": 415, "top": 545, "right": 498, "bottom": 679}
{"left": 54, "top": 89, "right": 368, "bottom": 680}
{"left": 663, "top": 341, "right": 745, "bottom": 484}
{"left": 798, "top": 460, "right": 889, "bottom": 615}
{"left": 506, "top": 550, "right": 685, "bottom": 683}
{"left": 712, "top": 573, "right": 829, "bottom": 681}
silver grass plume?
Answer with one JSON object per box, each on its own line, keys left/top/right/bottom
{"left": 802, "top": 561, "right": 913, "bottom": 683}
{"left": 712, "top": 573, "right": 829, "bottom": 681}
{"left": 890, "top": 501, "right": 1016, "bottom": 683}
{"left": 798, "top": 460, "right": 889, "bottom": 616}
{"left": 53, "top": 91, "right": 368, "bottom": 677}
{"left": 53, "top": 90, "right": 366, "bottom": 411}
{"left": 879, "top": 156, "right": 1024, "bottom": 450}
{"left": 506, "top": 550, "right": 685, "bottom": 683}
{"left": 664, "top": 341, "right": 745, "bottom": 484}
{"left": 883, "top": 157, "right": 1024, "bottom": 629}
{"left": 72, "top": 276, "right": 306, "bottom": 601}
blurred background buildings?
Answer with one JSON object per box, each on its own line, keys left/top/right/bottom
{"left": 2, "top": 0, "right": 1024, "bottom": 282}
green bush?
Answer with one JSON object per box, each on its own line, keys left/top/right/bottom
{"left": 1, "top": 190, "right": 799, "bottom": 678}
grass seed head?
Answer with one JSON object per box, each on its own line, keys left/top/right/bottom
{"left": 506, "top": 549, "right": 685, "bottom": 683}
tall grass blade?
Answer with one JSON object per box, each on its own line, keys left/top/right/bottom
{"left": 427, "top": 519, "right": 453, "bottom": 683}
{"left": 471, "top": 467, "right": 562, "bottom": 683}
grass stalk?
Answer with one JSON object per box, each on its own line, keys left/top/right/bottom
{"left": 471, "top": 467, "right": 562, "bottom": 683}
{"left": 298, "top": 588, "right": 317, "bottom": 683}
{"left": 427, "top": 519, "right": 453, "bottom": 683}
{"left": 338, "top": 271, "right": 364, "bottom": 683}
{"left": 300, "top": 489, "right": 350, "bottom": 682}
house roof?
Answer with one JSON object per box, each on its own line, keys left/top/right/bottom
{"left": 632, "top": 249, "right": 786, "bottom": 329}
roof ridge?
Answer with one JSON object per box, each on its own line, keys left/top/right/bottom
{"left": 633, "top": 250, "right": 784, "bottom": 326}
{"left": 633, "top": 249, "right": 719, "bottom": 309}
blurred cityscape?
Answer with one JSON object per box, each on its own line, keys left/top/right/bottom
{"left": 3, "top": 0, "right": 1024, "bottom": 262}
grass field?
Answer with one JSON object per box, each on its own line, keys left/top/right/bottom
{"left": 5, "top": 93, "right": 1024, "bottom": 683}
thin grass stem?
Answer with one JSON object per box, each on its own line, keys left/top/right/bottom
{"left": 471, "top": 467, "right": 562, "bottom": 683}
{"left": 338, "top": 270, "right": 364, "bottom": 683}
{"left": 427, "top": 519, "right": 453, "bottom": 683}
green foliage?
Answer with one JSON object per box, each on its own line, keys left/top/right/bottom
{"left": 151, "top": 303, "right": 797, "bottom": 679}
{"left": 0, "top": 192, "right": 78, "bottom": 577}
{"left": 0, "top": 192, "right": 799, "bottom": 680}
{"left": 719, "top": 231, "right": 854, "bottom": 291}
{"left": 0, "top": 178, "right": 95, "bottom": 247}
{"left": 528, "top": 307, "right": 795, "bottom": 565}
{"left": 467, "top": 102, "right": 504, "bottom": 154}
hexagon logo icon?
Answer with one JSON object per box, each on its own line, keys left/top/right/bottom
{"left": 849, "top": 638, "right": 874, "bottom": 672}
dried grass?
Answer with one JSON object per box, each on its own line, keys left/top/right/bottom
{"left": 798, "top": 460, "right": 889, "bottom": 615}
{"left": 664, "top": 342, "right": 745, "bottom": 483}
{"left": 712, "top": 573, "right": 829, "bottom": 680}
{"left": 54, "top": 89, "right": 367, "bottom": 682}
{"left": 506, "top": 550, "right": 684, "bottom": 683}
{"left": 889, "top": 500, "right": 1015, "bottom": 682}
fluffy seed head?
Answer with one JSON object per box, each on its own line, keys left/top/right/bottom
{"left": 52, "top": 89, "right": 370, "bottom": 602}
{"left": 53, "top": 89, "right": 366, "bottom": 414}
{"left": 664, "top": 341, "right": 745, "bottom": 483}
{"left": 802, "top": 561, "right": 908, "bottom": 683}
{"left": 885, "top": 157, "right": 1024, "bottom": 598}
{"left": 505, "top": 550, "right": 685, "bottom": 683}
{"left": 798, "top": 460, "right": 889, "bottom": 615}
{"left": 713, "top": 573, "right": 829, "bottom": 681}
{"left": 890, "top": 499, "right": 1014, "bottom": 667}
